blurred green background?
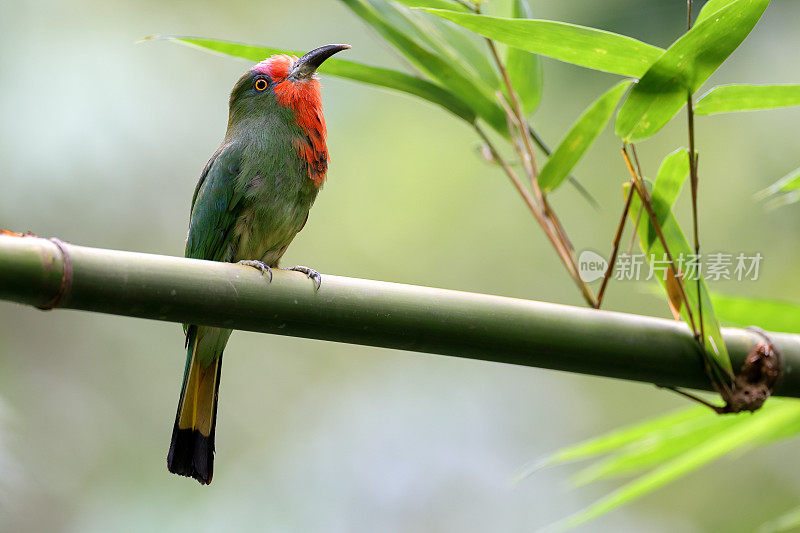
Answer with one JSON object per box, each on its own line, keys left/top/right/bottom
{"left": 2, "top": 0, "right": 800, "bottom": 531}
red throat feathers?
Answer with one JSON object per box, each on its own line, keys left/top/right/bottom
{"left": 253, "top": 55, "right": 329, "bottom": 187}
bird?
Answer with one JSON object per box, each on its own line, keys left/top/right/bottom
{"left": 167, "top": 44, "right": 350, "bottom": 485}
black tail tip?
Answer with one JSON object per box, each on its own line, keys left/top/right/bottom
{"left": 167, "top": 426, "right": 214, "bottom": 485}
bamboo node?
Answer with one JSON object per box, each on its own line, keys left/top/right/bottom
{"left": 38, "top": 238, "right": 73, "bottom": 311}
{"left": 716, "top": 327, "right": 782, "bottom": 413}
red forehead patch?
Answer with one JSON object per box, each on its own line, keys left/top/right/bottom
{"left": 251, "top": 54, "right": 295, "bottom": 80}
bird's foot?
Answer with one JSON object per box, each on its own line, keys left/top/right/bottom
{"left": 237, "top": 260, "right": 273, "bottom": 282}
{"left": 288, "top": 265, "right": 322, "bottom": 290}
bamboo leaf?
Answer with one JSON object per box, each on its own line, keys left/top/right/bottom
{"left": 515, "top": 406, "right": 708, "bottom": 483}
{"left": 755, "top": 166, "right": 800, "bottom": 209}
{"left": 530, "top": 398, "right": 800, "bottom": 529}
{"left": 763, "top": 191, "right": 800, "bottom": 210}
{"left": 570, "top": 412, "right": 749, "bottom": 487}
{"left": 695, "top": 0, "right": 738, "bottom": 24}
{"left": 615, "top": 0, "right": 770, "bottom": 142}
{"left": 652, "top": 149, "right": 690, "bottom": 210}
{"left": 695, "top": 84, "right": 800, "bottom": 115}
{"left": 756, "top": 167, "right": 800, "bottom": 198}
{"left": 389, "top": 1, "right": 502, "bottom": 90}
{"left": 340, "top": 0, "right": 507, "bottom": 132}
{"left": 760, "top": 506, "right": 800, "bottom": 533}
{"left": 712, "top": 294, "right": 800, "bottom": 333}
{"left": 538, "top": 81, "right": 632, "bottom": 192}
{"left": 647, "top": 148, "right": 690, "bottom": 247}
{"left": 427, "top": 18, "right": 502, "bottom": 90}
{"left": 556, "top": 402, "right": 800, "bottom": 530}
{"left": 628, "top": 183, "right": 734, "bottom": 378}
{"left": 146, "top": 35, "right": 477, "bottom": 125}
{"left": 506, "top": 0, "right": 543, "bottom": 114}
{"left": 393, "top": 0, "right": 469, "bottom": 11}
{"left": 420, "top": 9, "right": 664, "bottom": 77}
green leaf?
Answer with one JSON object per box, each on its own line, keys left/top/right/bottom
{"left": 760, "top": 505, "right": 800, "bottom": 533}
{"left": 755, "top": 166, "right": 800, "bottom": 209}
{"left": 420, "top": 9, "right": 664, "bottom": 77}
{"left": 538, "top": 81, "right": 632, "bottom": 192}
{"left": 695, "top": 84, "right": 800, "bottom": 115}
{"left": 756, "top": 168, "right": 800, "bottom": 200}
{"left": 527, "top": 399, "right": 800, "bottom": 529}
{"left": 506, "top": 0, "right": 543, "bottom": 114}
{"left": 515, "top": 406, "right": 709, "bottom": 483}
{"left": 628, "top": 183, "right": 734, "bottom": 379}
{"left": 556, "top": 402, "right": 800, "bottom": 530}
{"left": 764, "top": 191, "right": 800, "bottom": 210}
{"left": 145, "top": 35, "right": 477, "bottom": 125}
{"left": 393, "top": 0, "right": 469, "bottom": 11}
{"left": 388, "top": 1, "right": 502, "bottom": 91}
{"left": 712, "top": 294, "right": 800, "bottom": 333}
{"left": 652, "top": 149, "right": 690, "bottom": 210}
{"left": 340, "top": 0, "right": 507, "bottom": 132}
{"left": 615, "top": 0, "right": 770, "bottom": 142}
{"left": 570, "top": 411, "right": 749, "bottom": 487}
{"left": 756, "top": 167, "right": 800, "bottom": 197}
{"left": 647, "top": 148, "right": 690, "bottom": 247}
{"left": 695, "top": 0, "right": 738, "bottom": 24}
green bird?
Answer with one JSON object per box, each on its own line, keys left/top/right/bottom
{"left": 168, "top": 44, "right": 350, "bottom": 484}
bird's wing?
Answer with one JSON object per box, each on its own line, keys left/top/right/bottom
{"left": 185, "top": 142, "right": 245, "bottom": 262}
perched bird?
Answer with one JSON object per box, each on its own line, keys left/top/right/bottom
{"left": 167, "top": 44, "right": 350, "bottom": 484}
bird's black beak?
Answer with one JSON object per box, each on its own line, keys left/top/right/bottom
{"left": 290, "top": 44, "right": 351, "bottom": 80}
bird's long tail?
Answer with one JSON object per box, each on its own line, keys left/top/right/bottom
{"left": 167, "top": 325, "right": 232, "bottom": 484}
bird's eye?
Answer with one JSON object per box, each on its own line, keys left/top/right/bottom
{"left": 254, "top": 77, "right": 269, "bottom": 92}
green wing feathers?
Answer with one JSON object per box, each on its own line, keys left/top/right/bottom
{"left": 185, "top": 142, "right": 245, "bottom": 262}
{"left": 169, "top": 144, "right": 242, "bottom": 484}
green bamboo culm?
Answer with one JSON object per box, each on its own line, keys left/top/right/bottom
{"left": 2, "top": 234, "right": 800, "bottom": 397}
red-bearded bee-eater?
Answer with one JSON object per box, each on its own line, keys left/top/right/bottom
{"left": 167, "top": 44, "right": 350, "bottom": 484}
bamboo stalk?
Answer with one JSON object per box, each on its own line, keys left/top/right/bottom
{"left": 2, "top": 235, "right": 799, "bottom": 397}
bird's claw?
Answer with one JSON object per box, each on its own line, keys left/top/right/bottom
{"left": 289, "top": 265, "right": 322, "bottom": 290}
{"left": 237, "top": 260, "right": 273, "bottom": 282}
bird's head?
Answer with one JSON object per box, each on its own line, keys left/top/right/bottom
{"left": 227, "top": 44, "right": 350, "bottom": 186}
{"left": 228, "top": 44, "right": 349, "bottom": 123}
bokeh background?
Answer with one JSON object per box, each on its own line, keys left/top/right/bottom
{"left": 2, "top": 0, "right": 800, "bottom": 531}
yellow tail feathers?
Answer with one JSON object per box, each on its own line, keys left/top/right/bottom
{"left": 167, "top": 325, "right": 230, "bottom": 485}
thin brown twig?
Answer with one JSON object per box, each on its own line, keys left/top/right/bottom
{"left": 527, "top": 124, "right": 599, "bottom": 210}
{"left": 659, "top": 385, "right": 723, "bottom": 412}
{"left": 496, "top": 91, "right": 531, "bottom": 177}
{"left": 493, "top": 92, "right": 575, "bottom": 255}
{"left": 474, "top": 126, "right": 564, "bottom": 249}
{"left": 490, "top": 49, "right": 584, "bottom": 277}
{"left": 543, "top": 197, "right": 575, "bottom": 253}
{"left": 476, "top": 125, "right": 596, "bottom": 306}
{"left": 475, "top": 3, "right": 595, "bottom": 307}
{"left": 685, "top": 0, "right": 706, "bottom": 357}
{"left": 487, "top": 42, "right": 540, "bottom": 181}
{"left": 631, "top": 144, "right": 645, "bottom": 181}
{"left": 627, "top": 204, "right": 644, "bottom": 255}
{"left": 621, "top": 145, "right": 698, "bottom": 336}
{"left": 495, "top": 91, "right": 588, "bottom": 300}
{"left": 596, "top": 181, "right": 635, "bottom": 308}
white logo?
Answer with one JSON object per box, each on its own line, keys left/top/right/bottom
{"left": 578, "top": 250, "right": 609, "bottom": 282}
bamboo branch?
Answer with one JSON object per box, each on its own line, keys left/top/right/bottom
{"left": 686, "top": 0, "right": 706, "bottom": 356}
{"left": 1, "top": 235, "right": 799, "bottom": 397}
{"left": 596, "top": 182, "right": 635, "bottom": 308}
{"left": 477, "top": 12, "right": 596, "bottom": 307}
{"left": 475, "top": 126, "right": 596, "bottom": 306}
{"left": 621, "top": 145, "right": 699, "bottom": 336}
